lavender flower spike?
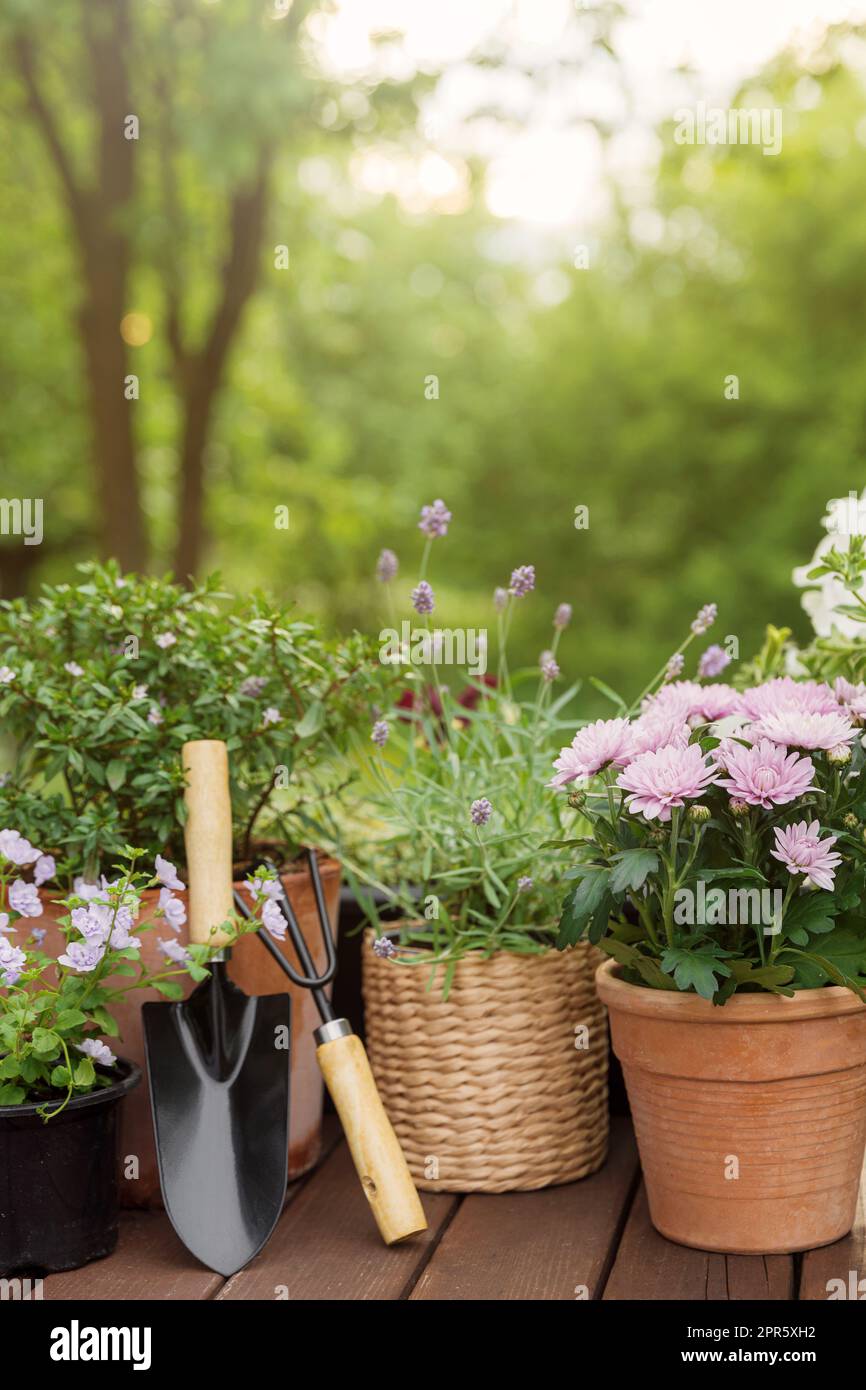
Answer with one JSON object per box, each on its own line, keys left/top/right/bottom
{"left": 691, "top": 603, "right": 718, "bottom": 635}
{"left": 418, "top": 499, "right": 452, "bottom": 538}
{"left": 371, "top": 719, "right": 389, "bottom": 748}
{"left": 508, "top": 565, "right": 535, "bottom": 598}
{"left": 411, "top": 580, "right": 435, "bottom": 615}
{"left": 471, "top": 797, "right": 493, "bottom": 826}
{"left": 698, "top": 644, "right": 731, "bottom": 679}
{"left": 376, "top": 548, "right": 399, "bottom": 582}
{"left": 664, "top": 653, "right": 685, "bottom": 682}
{"left": 493, "top": 586, "right": 509, "bottom": 613}
{"left": 372, "top": 935, "right": 398, "bottom": 959}
{"left": 553, "top": 603, "right": 572, "bottom": 631}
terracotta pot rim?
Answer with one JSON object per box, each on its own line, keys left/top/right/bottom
{"left": 596, "top": 956, "right": 866, "bottom": 1022}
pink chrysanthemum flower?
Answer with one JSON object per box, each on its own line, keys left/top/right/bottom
{"left": 716, "top": 739, "right": 818, "bottom": 809}
{"left": 549, "top": 718, "right": 632, "bottom": 788}
{"left": 738, "top": 678, "right": 838, "bottom": 721}
{"left": 616, "top": 743, "right": 719, "bottom": 822}
{"left": 834, "top": 677, "right": 866, "bottom": 721}
{"left": 644, "top": 680, "right": 741, "bottom": 726}
{"left": 747, "top": 709, "right": 856, "bottom": 751}
{"left": 625, "top": 712, "right": 690, "bottom": 760}
{"left": 771, "top": 820, "right": 842, "bottom": 891}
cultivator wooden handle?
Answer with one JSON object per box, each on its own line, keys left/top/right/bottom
{"left": 182, "top": 739, "right": 234, "bottom": 949}
{"left": 316, "top": 1022, "right": 427, "bottom": 1244}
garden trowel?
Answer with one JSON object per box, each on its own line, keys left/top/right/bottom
{"left": 143, "top": 739, "right": 291, "bottom": 1277}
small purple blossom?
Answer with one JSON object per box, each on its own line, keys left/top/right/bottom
{"left": 0, "top": 829, "right": 41, "bottom": 866}
{"left": 376, "top": 548, "right": 399, "bottom": 582}
{"left": 58, "top": 940, "right": 105, "bottom": 973}
{"left": 240, "top": 675, "right": 267, "bottom": 698}
{"left": 493, "top": 587, "right": 508, "bottom": 613}
{"left": 0, "top": 666, "right": 15, "bottom": 684}
{"left": 470, "top": 797, "right": 493, "bottom": 826}
{"left": 262, "top": 706, "right": 282, "bottom": 726}
{"left": 698, "top": 644, "right": 731, "bottom": 680}
{"left": 0, "top": 912, "right": 11, "bottom": 934}
{"left": 411, "top": 580, "right": 435, "bottom": 615}
{"left": 508, "top": 565, "right": 535, "bottom": 598}
{"left": 553, "top": 603, "right": 572, "bottom": 631}
{"left": 33, "top": 854, "right": 55, "bottom": 887}
{"left": 372, "top": 936, "right": 397, "bottom": 959}
{"left": 246, "top": 877, "right": 281, "bottom": 903}
{"left": 0, "top": 937, "right": 26, "bottom": 985}
{"left": 371, "top": 719, "right": 389, "bottom": 748}
{"left": 517, "top": 876, "right": 533, "bottom": 893}
{"left": 155, "top": 854, "right": 185, "bottom": 892}
{"left": 158, "top": 888, "right": 187, "bottom": 933}
{"left": 418, "top": 499, "right": 452, "bottom": 538}
{"left": 664, "top": 653, "right": 685, "bottom": 682}
{"left": 30, "top": 926, "right": 46, "bottom": 945}
{"left": 132, "top": 683, "right": 149, "bottom": 699}
{"left": 691, "top": 603, "right": 718, "bottom": 635}
{"left": 540, "top": 652, "right": 560, "bottom": 683}
{"left": 8, "top": 880, "right": 42, "bottom": 918}
{"left": 148, "top": 707, "right": 163, "bottom": 726}
{"left": 64, "top": 661, "right": 84, "bottom": 677}
{"left": 77, "top": 1038, "right": 117, "bottom": 1067}
{"left": 158, "top": 938, "right": 191, "bottom": 965}
{"left": 155, "top": 632, "right": 177, "bottom": 649}
{"left": 262, "top": 897, "right": 287, "bottom": 941}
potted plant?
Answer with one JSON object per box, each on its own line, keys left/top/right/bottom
{"left": 548, "top": 603, "right": 866, "bottom": 1253}
{"left": 329, "top": 503, "right": 609, "bottom": 1194}
{"left": 0, "top": 841, "right": 265, "bottom": 1273}
{"left": 0, "top": 561, "right": 388, "bottom": 1198}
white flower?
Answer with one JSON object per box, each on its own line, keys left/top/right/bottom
{"left": 148, "top": 708, "right": 163, "bottom": 726}
{"left": 33, "top": 854, "right": 55, "bottom": 887}
{"left": 64, "top": 661, "right": 84, "bottom": 677}
{"left": 132, "top": 684, "right": 149, "bottom": 700}
{"left": 77, "top": 1038, "right": 117, "bottom": 1067}
{"left": 155, "top": 632, "right": 176, "bottom": 649}
{"left": 262, "top": 897, "right": 287, "bottom": 940}
{"left": 262, "top": 707, "right": 281, "bottom": 726}
{"left": 0, "top": 666, "right": 15, "bottom": 684}
{"left": 155, "top": 855, "right": 185, "bottom": 892}
{"left": 158, "top": 887, "right": 187, "bottom": 933}
{"left": 0, "top": 829, "right": 41, "bottom": 866}
{"left": 793, "top": 492, "right": 866, "bottom": 638}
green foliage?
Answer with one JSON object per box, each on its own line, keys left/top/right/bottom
{"left": 0, "top": 561, "right": 389, "bottom": 874}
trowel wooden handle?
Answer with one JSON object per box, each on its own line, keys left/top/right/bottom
{"left": 316, "top": 1028, "right": 427, "bottom": 1245}
{"left": 182, "top": 739, "right": 234, "bottom": 949}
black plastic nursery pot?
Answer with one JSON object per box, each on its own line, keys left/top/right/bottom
{"left": 0, "top": 1059, "right": 141, "bottom": 1275}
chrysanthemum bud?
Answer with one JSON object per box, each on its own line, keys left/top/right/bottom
{"left": 567, "top": 789, "right": 586, "bottom": 811}
{"left": 729, "top": 798, "right": 750, "bottom": 816}
{"left": 828, "top": 744, "right": 852, "bottom": 765}
{"left": 843, "top": 812, "right": 859, "bottom": 830}
{"left": 688, "top": 804, "right": 710, "bottom": 822}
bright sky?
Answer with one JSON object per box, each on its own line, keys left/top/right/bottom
{"left": 305, "top": 0, "right": 866, "bottom": 230}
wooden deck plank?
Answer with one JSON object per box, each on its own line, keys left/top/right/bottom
{"left": 217, "top": 1139, "right": 456, "bottom": 1300}
{"left": 41, "top": 1210, "right": 223, "bottom": 1302}
{"left": 409, "top": 1117, "right": 638, "bottom": 1301}
{"left": 799, "top": 1153, "right": 866, "bottom": 1301}
{"left": 603, "top": 1184, "right": 794, "bottom": 1301}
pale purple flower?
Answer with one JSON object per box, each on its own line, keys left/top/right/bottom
{"left": 549, "top": 718, "right": 633, "bottom": 787}
{"left": 716, "top": 739, "right": 818, "bottom": 809}
{"left": 0, "top": 829, "right": 41, "bottom": 866}
{"left": 262, "top": 897, "right": 287, "bottom": 941}
{"left": 691, "top": 603, "right": 717, "bottom": 635}
{"left": 0, "top": 912, "right": 11, "bottom": 934}
{"left": 553, "top": 603, "right": 572, "bottom": 631}
{"left": 245, "top": 877, "right": 281, "bottom": 903}
{"left": 58, "top": 940, "right": 105, "bottom": 973}
{"left": 158, "top": 938, "right": 191, "bottom": 965}
{"left": 376, "top": 549, "right": 399, "bottom": 582}
{"left": 0, "top": 666, "right": 15, "bottom": 684}
{"left": 0, "top": 937, "right": 26, "bottom": 985}
{"left": 33, "top": 854, "right": 55, "bottom": 887}
{"left": 508, "top": 565, "right": 535, "bottom": 598}
{"left": 834, "top": 677, "right": 866, "bottom": 720}
{"left": 747, "top": 709, "right": 856, "bottom": 751}
{"left": 72, "top": 877, "right": 102, "bottom": 901}
{"left": 262, "top": 706, "right": 281, "bottom": 726}
{"left": 132, "top": 683, "right": 149, "bottom": 700}
{"left": 110, "top": 915, "right": 138, "bottom": 950}
{"left": 493, "top": 587, "right": 509, "bottom": 613}
{"left": 240, "top": 676, "right": 267, "bottom": 698}
{"left": 540, "top": 652, "right": 560, "bottom": 683}
{"left": 418, "top": 499, "right": 452, "bottom": 538}
{"left": 71, "top": 903, "right": 113, "bottom": 944}
{"left": 148, "top": 707, "right": 163, "bottom": 726}
{"left": 30, "top": 926, "right": 46, "bottom": 945}
{"left": 158, "top": 888, "right": 186, "bottom": 933}
{"left": 617, "top": 743, "right": 720, "bottom": 822}
{"left": 155, "top": 632, "right": 176, "bottom": 649}
{"left": 664, "top": 653, "right": 685, "bottom": 682}
{"left": 470, "top": 797, "right": 493, "bottom": 825}
{"left": 155, "top": 854, "right": 185, "bottom": 892}
{"left": 517, "top": 876, "right": 533, "bottom": 893}
{"left": 698, "top": 645, "right": 731, "bottom": 679}
{"left": 8, "top": 880, "right": 42, "bottom": 918}
{"left": 411, "top": 581, "right": 435, "bottom": 615}
{"left": 371, "top": 719, "right": 389, "bottom": 747}
{"left": 64, "top": 661, "right": 84, "bottom": 677}
{"left": 372, "top": 936, "right": 397, "bottom": 959}
{"left": 771, "top": 820, "right": 842, "bottom": 892}
{"left": 76, "top": 1038, "right": 116, "bottom": 1068}
{"left": 738, "top": 678, "right": 839, "bottom": 721}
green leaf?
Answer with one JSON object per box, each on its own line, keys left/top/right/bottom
{"left": 91, "top": 1005, "right": 120, "bottom": 1037}
{"left": 50, "top": 1066, "right": 71, "bottom": 1087}
{"left": 588, "top": 677, "right": 626, "bottom": 711}
{"left": 106, "top": 759, "right": 127, "bottom": 791}
{"left": 609, "top": 849, "right": 659, "bottom": 895}
{"left": 0, "top": 1055, "right": 22, "bottom": 1078}
{"left": 295, "top": 700, "right": 324, "bottom": 738}
{"left": 599, "top": 937, "right": 677, "bottom": 990}
{"left": 55, "top": 1008, "right": 87, "bottom": 1031}
{"left": 152, "top": 979, "right": 184, "bottom": 1000}
{"left": 556, "top": 869, "right": 611, "bottom": 948}
{"left": 31, "top": 1027, "right": 61, "bottom": 1055}
{"left": 72, "top": 1057, "right": 96, "bottom": 1088}
{"left": 727, "top": 960, "right": 795, "bottom": 994}
{"left": 660, "top": 947, "right": 732, "bottom": 1000}
{"left": 0, "top": 1084, "right": 26, "bottom": 1105}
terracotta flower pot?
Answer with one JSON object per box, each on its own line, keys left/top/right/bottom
{"left": 29, "top": 858, "right": 341, "bottom": 1208}
{"left": 596, "top": 956, "right": 866, "bottom": 1254}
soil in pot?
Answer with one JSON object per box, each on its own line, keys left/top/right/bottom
{"left": 597, "top": 957, "right": 866, "bottom": 1254}
{"left": 28, "top": 858, "right": 341, "bottom": 1207}
{"left": 0, "top": 1060, "right": 141, "bottom": 1275}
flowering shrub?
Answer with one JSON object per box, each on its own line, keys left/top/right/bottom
{"left": 331, "top": 501, "right": 581, "bottom": 984}
{"left": 0, "top": 839, "right": 290, "bottom": 1114}
{"left": 0, "top": 561, "right": 387, "bottom": 877}
{"left": 549, "top": 608, "right": 866, "bottom": 1002}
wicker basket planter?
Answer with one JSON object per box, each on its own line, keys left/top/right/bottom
{"left": 362, "top": 931, "right": 609, "bottom": 1192}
